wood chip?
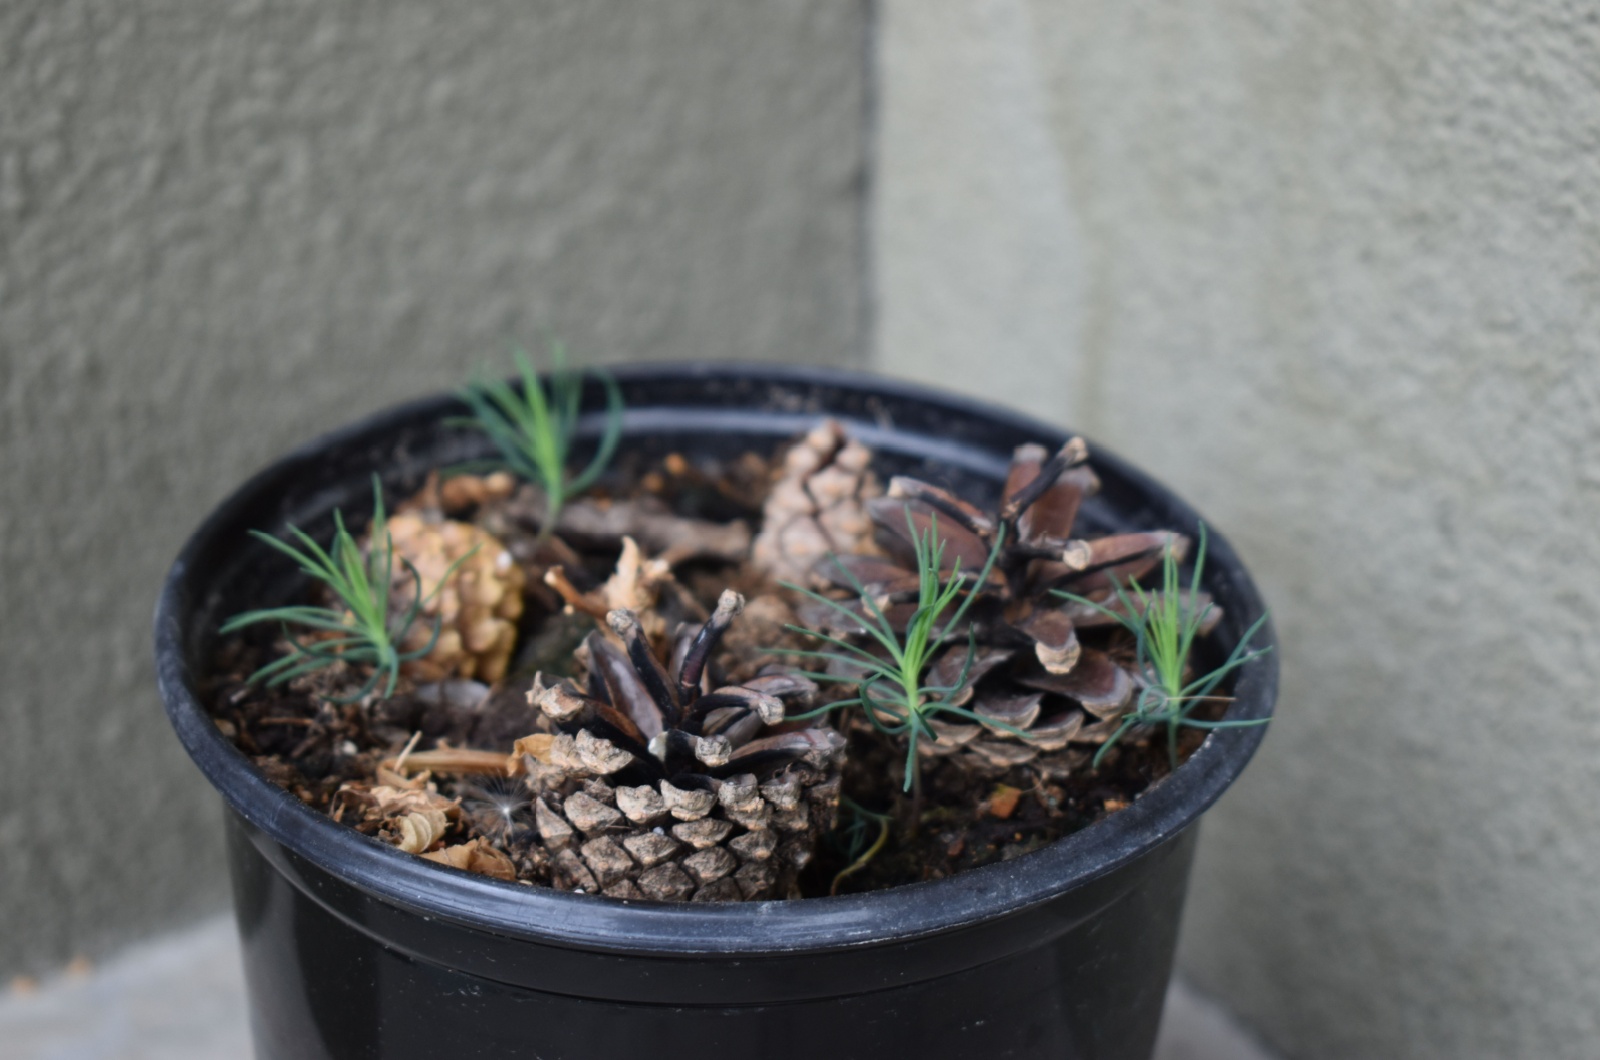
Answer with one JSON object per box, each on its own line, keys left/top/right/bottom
{"left": 985, "top": 784, "right": 1023, "bottom": 820}
{"left": 559, "top": 498, "right": 753, "bottom": 569}
{"left": 379, "top": 747, "right": 510, "bottom": 776}
{"left": 542, "top": 565, "right": 611, "bottom": 620}
{"left": 344, "top": 783, "right": 460, "bottom": 825}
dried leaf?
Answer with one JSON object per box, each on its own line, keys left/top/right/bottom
{"left": 394, "top": 808, "right": 450, "bottom": 854}
{"left": 374, "top": 764, "right": 427, "bottom": 789}
{"left": 369, "top": 785, "right": 459, "bottom": 819}
{"left": 421, "top": 838, "right": 517, "bottom": 880}
{"left": 510, "top": 733, "right": 555, "bottom": 770}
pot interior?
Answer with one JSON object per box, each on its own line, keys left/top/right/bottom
{"left": 157, "top": 363, "right": 1278, "bottom": 958}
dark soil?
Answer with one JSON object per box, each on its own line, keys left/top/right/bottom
{"left": 801, "top": 703, "right": 1216, "bottom": 895}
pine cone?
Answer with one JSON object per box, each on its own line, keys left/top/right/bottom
{"left": 751, "top": 420, "right": 881, "bottom": 588}
{"left": 519, "top": 591, "right": 844, "bottom": 901}
{"left": 804, "top": 439, "right": 1217, "bottom": 775}
{"left": 385, "top": 514, "right": 526, "bottom": 685}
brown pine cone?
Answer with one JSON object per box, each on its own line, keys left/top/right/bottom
{"left": 800, "top": 438, "right": 1218, "bottom": 776}
{"left": 751, "top": 420, "right": 882, "bottom": 588}
{"left": 384, "top": 514, "right": 526, "bottom": 685}
{"left": 516, "top": 590, "right": 844, "bottom": 901}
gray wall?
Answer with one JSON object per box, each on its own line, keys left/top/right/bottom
{"left": 0, "top": 1, "right": 868, "bottom": 977}
{"left": 874, "top": 2, "right": 1600, "bottom": 1058}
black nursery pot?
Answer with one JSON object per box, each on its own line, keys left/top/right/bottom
{"left": 156, "top": 364, "right": 1278, "bottom": 1060}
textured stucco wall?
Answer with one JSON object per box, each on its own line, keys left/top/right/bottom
{"left": 875, "top": 2, "right": 1600, "bottom": 1058}
{"left": 0, "top": 1, "right": 867, "bottom": 978}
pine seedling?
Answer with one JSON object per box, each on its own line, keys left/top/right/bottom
{"left": 782, "top": 508, "right": 1024, "bottom": 793}
{"left": 1056, "top": 524, "right": 1271, "bottom": 768}
{"left": 221, "top": 478, "right": 464, "bottom": 703}
{"left": 829, "top": 797, "right": 893, "bottom": 895}
{"left": 455, "top": 342, "right": 623, "bottom": 535}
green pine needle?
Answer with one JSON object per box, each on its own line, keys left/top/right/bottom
{"left": 783, "top": 506, "right": 1017, "bottom": 792}
{"left": 454, "top": 341, "right": 623, "bottom": 536}
{"left": 829, "top": 797, "right": 894, "bottom": 895}
{"left": 1055, "top": 523, "right": 1272, "bottom": 768}
{"left": 221, "top": 477, "right": 467, "bottom": 704}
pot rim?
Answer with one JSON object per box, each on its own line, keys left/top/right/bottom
{"left": 155, "top": 362, "right": 1278, "bottom": 958}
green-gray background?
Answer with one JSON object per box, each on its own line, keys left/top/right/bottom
{"left": 6, "top": 3, "right": 1599, "bottom": 1058}
{"left": 1, "top": 0, "right": 865, "bottom": 980}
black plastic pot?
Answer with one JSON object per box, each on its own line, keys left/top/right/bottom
{"left": 155, "top": 364, "right": 1278, "bottom": 1060}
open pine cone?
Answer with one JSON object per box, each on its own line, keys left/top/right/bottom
{"left": 803, "top": 439, "right": 1218, "bottom": 775}
{"left": 519, "top": 591, "right": 844, "bottom": 901}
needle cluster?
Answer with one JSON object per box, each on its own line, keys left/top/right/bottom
{"left": 1057, "top": 524, "right": 1271, "bottom": 767}
{"left": 784, "top": 509, "right": 1027, "bottom": 792}
{"left": 221, "top": 479, "right": 462, "bottom": 703}
{"left": 456, "top": 343, "right": 623, "bottom": 533}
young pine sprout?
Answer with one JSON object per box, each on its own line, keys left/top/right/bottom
{"left": 828, "top": 797, "right": 893, "bottom": 896}
{"left": 1056, "top": 524, "right": 1271, "bottom": 768}
{"left": 782, "top": 508, "right": 1027, "bottom": 794}
{"left": 455, "top": 342, "right": 623, "bottom": 535}
{"left": 221, "top": 478, "right": 466, "bottom": 703}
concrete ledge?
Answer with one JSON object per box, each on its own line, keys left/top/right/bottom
{"left": 1, "top": 919, "right": 249, "bottom": 1060}
{"left": 0, "top": 917, "right": 1276, "bottom": 1059}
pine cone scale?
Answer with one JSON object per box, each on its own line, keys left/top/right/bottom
{"left": 515, "top": 589, "right": 843, "bottom": 901}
